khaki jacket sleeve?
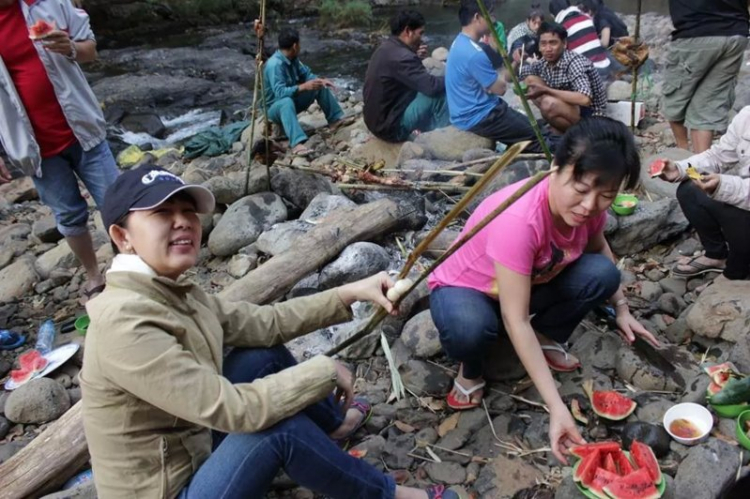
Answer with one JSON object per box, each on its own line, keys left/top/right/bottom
{"left": 207, "top": 289, "right": 353, "bottom": 348}
{"left": 97, "top": 305, "right": 338, "bottom": 433}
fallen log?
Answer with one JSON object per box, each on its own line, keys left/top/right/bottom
{"left": 219, "top": 197, "right": 419, "bottom": 303}
{"left": 0, "top": 401, "right": 88, "bottom": 499}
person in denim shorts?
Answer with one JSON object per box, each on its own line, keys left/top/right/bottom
{"left": 663, "top": 0, "right": 749, "bottom": 153}
{"left": 0, "top": 0, "right": 119, "bottom": 302}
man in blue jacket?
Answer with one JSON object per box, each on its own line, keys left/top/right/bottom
{"left": 263, "top": 28, "right": 344, "bottom": 156}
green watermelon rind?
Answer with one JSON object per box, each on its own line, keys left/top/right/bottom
{"left": 573, "top": 451, "right": 665, "bottom": 498}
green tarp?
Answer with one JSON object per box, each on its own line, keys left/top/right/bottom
{"left": 183, "top": 121, "right": 250, "bottom": 159}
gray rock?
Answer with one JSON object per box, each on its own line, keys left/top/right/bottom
{"left": 31, "top": 216, "right": 62, "bottom": 244}
{"left": 475, "top": 453, "right": 544, "bottom": 498}
{"left": 469, "top": 159, "right": 551, "bottom": 211}
{"left": 5, "top": 378, "right": 70, "bottom": 424}
{"left": 0, "top": 441, "right": 26, "bottom": 464}
{"left": 397, "top": 159, "right": 454, "bottom": 181}
{"left": 383, "top": 433, "right": 415, "bottom": 469}
{"left": 0, "top": 391, "right": 8, "bottom": 415}
{"left": 469, "top": 414, "right": 511, "bottom": 458}
{"left": 396, "top": 142, "right": 426, "bottom": 166}
{"left": 415, "top": 427, "right": 439, "bottom": 447}
{"left": 35, "top": 242, "right": 77, "bottom": 280}
{"left": 681, "top": 374, "right": 711, "bottom": 405}
{"left": 255, "top": 220, "right": 312, "bottom": 256}
{"left": 636, "top": 280, "right": 664, "bottom": 302}
{"left": 399, "top": 360, "right": 452, "bottom": 396}
{"left": 437, "top": 427, "right": 472, "bottom": 451}
{"left": 415, "top": 228, "right": 460, "bottom": 260}
{"left": 380, "top": 275, "right": 430, "bottom": 341}
{"left": 318, "top": 242, "right": 390, "bottom": 289}
{"left": 287, "top": 272, "right": 321, "bottom": 299}
{"left": 0, "top": 359, "right": 10, "bottom": 379}
{"left": 349, "top": 435, "right": 387, "bottom": 465}
{"left": 674, "top": 438, "right": 741, "bottom": 499}
{"left": 342, "top": 189, "right": 427, "bottom": 231}
{"left": 728, "top": 335, "right": 750, "bottom": 373}
{"left": 657, "top": 292, "right": 686, "bottom": 317}
{"left": 400, "top": 310, "right": 442, "bottom": 359}
{"left": 458, "top": 408, "right": 489, "bottom": 433}
{"left": 524, "top": 412, "right": 550, "bottom": 450}
{"left": 0, "top": 416, "right": 8, "bottom": 440}
{"left": 554, "top": 472, "right": 581, "bottom": 499}
{"left": 425, "top": 462, "right": 466, "bottom": 485}
{"left": 483, "top": 333, "right": 527, "bottom": 381}
{"left": 299, "top": 193, "right": 356, "bottom": 222}
{"left": 606, "top": 198, "right": 689, "bottom": 255}
{"left": 616, "top": 343, "right": 698, "bottom": 391}
{"left": 0, "top": 257, "right": 38, "bottom": 303}
{"left": 569, "top": 329, "right": 621, "bottom": 371}
{"left": 0, "top": 177, "right": 37, "bottom": 203}
{"left": 608, "top": 80, "right": 633, "bottom": 101}
{"left": 660, "top": 277, "right": 687, "bottom": 296}
{"left": 687, "top": 279, "right": 750, "bottom": 342}
{"left": 620, "top": 422, "right": 671, "bottom": 458}
{"left": 270, "top": 167, "right": 339, "bottom": 211}
{"left": 664, "top": 314, "right": 692, "bottom": 345}
{"left": 461, "top": 148, "right": 496, "bottom": 163}
{"left": 226, "top": 253, "right": 258, "bottom": 279}
{"left": 121, "top": 111, "right": 166, "bottom": 138}
{"left": 415, "top": 126, "right": 494, "bottom": 161}
{"left": 646, "top": 268, "right": 666, "bottom": 282}
{"left": 202, "top": 170, "right": 268, "bottom": 205}
{"left": 40, "top": 481, "right": 97, "bottom": 499}
{"left": 208, "top": 193, "right": 287, "bottom": 256}
{"left": 636, "top": 399, "right": 674, "bottom": 424}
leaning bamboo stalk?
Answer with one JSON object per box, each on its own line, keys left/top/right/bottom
{"left": 477, "top": 0, "right": 553, "bottom": 162}
{"left": 631, "top": 0, "right": 643, "bottom": 132}
{"left": 337, "top": 183, "right": 470, "bottom": 193}
{"left": 327, "top": 169, "right": 555, "bottom": 356}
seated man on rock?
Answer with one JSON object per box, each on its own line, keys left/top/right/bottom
{"left": 654, "top": 106, "right": 750, "bottom": 282}
{"left": 518, "top": 22, "right": 607, "bottom": 134}
{"left": 263, "top": 28, "right": 344, "bottom": 156}
{"left": 446, "top": 0, "right": 544, "bottom": 152}
{"left": 363, "top": 10, "right": 449, "bottom": 142}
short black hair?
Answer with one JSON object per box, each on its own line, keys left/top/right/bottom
{"left": 458, "top": 0, "right": 495, "bottom": 27}
{"left": 577, "top": 0, "right": 599, "bottom": 14}
{"left": 554, "top": 117, "right": 641, "bottom": 191}
{"left": 528, "top": 3, "right": 544, "bottom": 20}
{"left": 390, "top": 10, "right": 426, "bottom": 36}
{"left": 538, "top": 21, "right": 568, "bottom": 41}
{"left": 549, "top": 0, "right": 570, "bottom": 16}
{"left": 278, "top": 28, "right": 300, "bottom": 50}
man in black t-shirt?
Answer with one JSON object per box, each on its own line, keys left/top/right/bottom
{"left": 664, "top": 0, "right": 749, "bottom": 153}
{"left": 577, "top": 0, "right": 628, "bottom": 48}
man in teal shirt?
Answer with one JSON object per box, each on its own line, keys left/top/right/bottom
{"left": 263, "top": 28, "right": 344, "bottom": 155}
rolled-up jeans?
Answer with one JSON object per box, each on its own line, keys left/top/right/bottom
{"left": 429, "top": 253, "right": 620, "bottom": 379}
{"left": 178, "top": 345, "right": 395, "bottom": 499}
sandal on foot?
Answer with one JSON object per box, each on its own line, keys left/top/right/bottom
{"left": 426, "top": 484, "right": 459, "bottom": 499}
{"left": 541, "top": 342, "right": 581, "bottom": 373}
{"left": 0, "top": 330, "right": 26, "bottom": 350}
{"left": 671, "top": 257, "right": 725, "bottom": 278}
{"left": 446, "top": 379, "right": 486, "bottom": 410}
{"left": 336, "top": 397, "right": 372, "bottom": 447}
{"left": 291, "top": 145, "right": 313, "bottom": 157}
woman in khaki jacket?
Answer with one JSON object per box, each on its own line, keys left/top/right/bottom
{"left": 80, "top": 165, "right": 456, "bottom": 499}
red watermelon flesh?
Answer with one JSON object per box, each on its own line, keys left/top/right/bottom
{"left": 614, "top": 449, "right": 636, "bottom": 475}
{"left": 649, "top": 159, "right": 666, "bottom": 178}
{"left": 10, "top": 366, "right": 34, "bottom": 385}
{"left": 588, "top": 468, "right": 621, "bottom": 498}
{"left": 570, "top": 441, "right": 620, "bottom": 459}
{"left": 630, "top": 440, "right": 662, "bottom": 485}
{"left": 19, "top": 349, "right": 48, "bottom": 371}
{"left": 604, "top": 468, "right": 660, "bottom": 499}
{"left": 590, "top": 390, "right": 637, "bottom": 420}
{"left": 707, "top": 381, "right": 723, "bottom": 396}
{"left": 574, "top": 449, "right": 601, "bottom": 484}
{"left": 603, "top": 452, "right": 618, "bottom": 474}
{"left": 29, "top": 20, "right": 56, "bottom": 39}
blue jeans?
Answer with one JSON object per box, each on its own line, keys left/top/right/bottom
{"left": 430, "top": 254, "right": 620, "bottom": 379}
{"left": 396, "top": 92, "right": 450, "bottom": 141}
{"left": 32, "top": 140, "right": 119, "bottom": 237}
{"left": 267, "top": 88, "right": 344, "bottom": 147}
{"left": 178, "top": 345, "right": 395, "bottom": 499}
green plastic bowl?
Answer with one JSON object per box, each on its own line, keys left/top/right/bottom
{"left": 74, "top": 314, "right": 90, "bottom": 335}
{"left": 612, "top": 194, "right": 639, "bottom": 216}
{"left": 711, "top": 402, "right": 750, "bottom": 418}
{"left": 736, "top": 410, "right": 750, "bottom": 451}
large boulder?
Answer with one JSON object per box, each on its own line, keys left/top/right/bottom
{"left": 674, "top": 438, "right": 741, "bottom": 499}
{"left": 686, "top": 279, "right": 750, "bottom": 342}
{"left": 5, "top": 378, "right": 70, "bottom": 424}
{"left": 468, "top": 159, "right": 550, "bottom": 211}
{"left": 401, "top": 310, "right": 442, "bottom": 359}
{"left": 415, "top": 126, "right": 494, "bottom": 162}
{"left": 207, "top": 193, "right": 287, "bottom": 256}
{"left": 270, "top": 167, "right": 339, "bottom": 212}
{"left": 299, "top": 193, "right": 356, "bottom": 222}
{"left": 318, "top": 242, "right": 390, "bottom": 289}
{"left": 0, "top": 257, "right": 38, "bottom": 303}
{"left": 606, "top": 198, "right": 689, "bottom": 255}
{"left": 350, "top": 137, "right": 403, "bottom": 169}
{"left": 255, "top": 220, "right": 312, "bottom": 256}
{"left": 202, "top": 169, "right": 268, "bottom": 205}
{"left": 35, "top": 242, "right": 77, "bottom": 280}
{"left": 0, "top": 177, "right": 37, "bottom": 203}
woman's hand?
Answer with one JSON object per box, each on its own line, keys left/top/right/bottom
{"left": 333, "top": 361, "right": 354, "bottom": 412}
{"left": 42, "top": 30, "right": 75, "bottom": 58}
{"left": 658, "top": 159, "right": 681, "bottom": 182}
{"left": 336, "top": 271, "right": 397, "bottom": 314}
{"left": 615, "top": 308, "right": 660, "bottom": 347}
{"left": 694, "top": 173, "right": 720, "bottom": 196}
{"left": 549, "top": 406, "right": 586, "bottom": 464}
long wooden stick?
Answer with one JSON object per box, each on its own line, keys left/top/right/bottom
{"left": 327, "top": 166, "right": 554, "bottom": 356}
{"left": 631, "top": 0, "right": 643, "bottom": 132}
{"left": 476, "top": 0, "right": 552, "bottom": 162}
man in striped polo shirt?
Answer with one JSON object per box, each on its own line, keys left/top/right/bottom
{"left": 550, "top": 0, "right": 611, "bottom": 82}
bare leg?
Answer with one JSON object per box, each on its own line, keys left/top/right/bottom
{"left": 691, "top": 129, "right": 713, "bottom": 153}
{"left": 329, "top": 408, "right": 366, "bottom": 440}
{"left": 537, "top": 95, "right": 581, "bottom": 133}
{"left": 535, "top": 332, "right": 580, "bottom": 369}
{"left": 65, "top": 232, "right": 105, "bottom": 296}
{"left": 669, "top": 120, "right": 690, "bottom": 150}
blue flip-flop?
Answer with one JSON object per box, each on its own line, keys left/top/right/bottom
{"left": 0, "top": 330, "right": 26, "bottom": 350}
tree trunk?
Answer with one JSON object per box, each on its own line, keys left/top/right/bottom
{"left": 0, "top": 402, "right": 88, "bottom": 499}
{"left": 220, "top": 197, "right": 413, "bottom": 303}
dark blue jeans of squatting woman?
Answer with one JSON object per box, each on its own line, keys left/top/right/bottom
{"left": 430, "top": 253, "right": 621, "bottom": 380}
{"left": 178, "top": 345, "right": 396, "bottom": 499}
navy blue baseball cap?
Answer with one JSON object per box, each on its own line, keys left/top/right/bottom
{"left": 101, "top": 165, "right": 215, "bottom": 230}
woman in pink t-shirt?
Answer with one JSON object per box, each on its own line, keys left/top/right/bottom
{"left": 429, "top": 117, "right": 658, "bottom": 464}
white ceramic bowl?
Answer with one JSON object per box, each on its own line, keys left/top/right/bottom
{"left": 663, "top": 403, "right": 713, "bottom": 445}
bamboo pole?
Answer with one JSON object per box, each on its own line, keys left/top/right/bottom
{"left": 476, "top": 0, "right": 553, "bottom": 162}
{"left": 631, "top": 0, "right": 643, "bottom": 132}
{"left": 327, "top": 147, "right": 558, "bottom": 357}
{"left": 337, "top": 183, "right": 470, "bottom": 193}
{"left": 245, "top": 0, "right": 271, "bottom": 193}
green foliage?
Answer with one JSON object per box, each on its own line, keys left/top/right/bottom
{"left": 318, "top": 0, "right": 372, "bottom": 28}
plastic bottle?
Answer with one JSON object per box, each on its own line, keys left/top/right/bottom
{"left": 34, "top": 320, "right": 56, "bottom": 354}
{"left": 62, "top": 469, "right": 93, "bottom": 489}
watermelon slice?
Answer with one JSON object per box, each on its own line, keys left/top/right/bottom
{"left": 9, "top": 349, "right": 49, "bottom": 387}
{"left": 649, "top": 159, "right": 666, "bottom": 178}
{"left": 583, "top": 379, "right": 637, "bottom": 421}
{"left": 630, "top": 440, "right": 662, "bottom": 485}
{"left": 10, "top": 365, "right": 34, "bottom": 385}
{"left": 603, "top": 452, "right": 618, "bottom": 474}
{"left": 570, "top": 441, "right": 621, "bottom": 459}
{"left": 574, "top": 449, "right": 601, "bottom": 484}
{"left": 588, "top": 467, "right": 621, "bottom": 498}
{"left": 604, "top": 468, "right": 660, "bottom": 499}
{"left": 614, "top": 449, "right": 636, "bottom": 475}
{"left": 707, "top": 381, "right": 724, "bottom": 396}
{"left": 28, "top": 20, "right": 56, "bottom": 40}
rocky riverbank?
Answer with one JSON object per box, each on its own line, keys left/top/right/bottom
{"left": 3, "top": 11, "right": 750, "bottom": 499}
